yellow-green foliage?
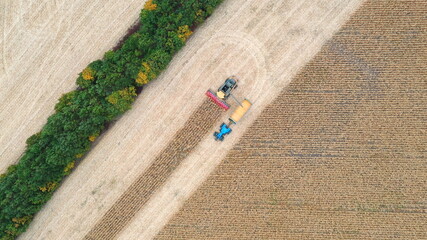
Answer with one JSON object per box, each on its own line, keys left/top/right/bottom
{"left": 144, "top": 0, "right": 157, "bottom": 11}
{"left": 177, "top": 25, "right": 193, "bottom": 42}
{"left": 88, "top": 135, "right": 97, "bottom": 142}
{"left": 39, "top": 182, "right": 58, "bottom": 193}
{"left": 64, "top": 161, "right": 75, "bottom": 174}
{"left": 136, "top": 62, "right": 152, "bottom": 85}
{"left": 82, "top": 67, "right": 95, "bottom": 81}
{"left": 136, "top": 72, "right": 149, "bottom": 85}
{"left": 142, "top": 62, "right": 151, "bottom": 72}
{"left": 106, "top": 87, "right": 137, "bottom": 112}
{"left": 77, "top": 67, "right": 96, "bottom": 88}
{"left": 11, "top": 216, "right": 31, "bottom": 228}
{"left": 88, "top": 131, "right": 100, "bottom": 142}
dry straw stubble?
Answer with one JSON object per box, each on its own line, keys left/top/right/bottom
{"left": 156, "top": 0, "right": 427, "bottom": 239}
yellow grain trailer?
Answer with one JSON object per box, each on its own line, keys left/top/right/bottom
{"left": 213, "top": 99, "right": 252, "bottom": 141}
{"left": 229, "top": 99, "right": 252, "bottom": 124}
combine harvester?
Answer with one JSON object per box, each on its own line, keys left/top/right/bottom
{"left": 205, "top": 77, "right": 252, "bottom": 141}
{"left": 205, "top": 77, "right": 238, "bottom": 110}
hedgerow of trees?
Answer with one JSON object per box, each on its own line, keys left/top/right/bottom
{"left": 0, "top": 0, "right": 223, "bottom": 239}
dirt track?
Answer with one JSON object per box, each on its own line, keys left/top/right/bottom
{"left": 85, "top": 100, "right": 223, "bottom": 239}
{"left": 5, "top": 0, "right": 365, "bottom": 239}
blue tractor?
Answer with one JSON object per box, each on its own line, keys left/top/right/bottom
{"left": 213, "top": 123, "right": 232, "bottom": 141}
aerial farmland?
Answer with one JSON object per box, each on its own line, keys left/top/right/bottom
{"left": 0, "top": 0, "right": 425, "bottom": 239}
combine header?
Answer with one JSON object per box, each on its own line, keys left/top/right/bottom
{"left": 205, "top": 90, "right": 230, "bottom": 110}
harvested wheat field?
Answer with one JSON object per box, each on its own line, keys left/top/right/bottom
{"left": 12, "top": 0, "right": 365, "bottom": 239}
{"left": 3, "top": 0, "right": 425, "bottom": 239}
{"left": 155, "top": 0, "right": 427, "bottom": 239}
{"left": 84, "top": 100, "right": 223, "bottom": 239}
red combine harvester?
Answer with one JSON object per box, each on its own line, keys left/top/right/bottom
{"left": 205, "top": 77, "right": 238, "bottom": 110}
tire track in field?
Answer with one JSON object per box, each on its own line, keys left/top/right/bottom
{"left": 84, "top": 99, "right": 223, "bottom": 240}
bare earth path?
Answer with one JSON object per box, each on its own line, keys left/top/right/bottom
{"left": 85, "top": 100, "right": 223, "bottom": 239}
{"left": 9, "top": 0, "right": 365, "bottom": 239}
{"left": 0, "top": 0, "right": 147, "bottom": 173}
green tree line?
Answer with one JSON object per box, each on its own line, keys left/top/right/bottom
{"left": 0, "top": 0, "right": 223, "bottom": 238}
